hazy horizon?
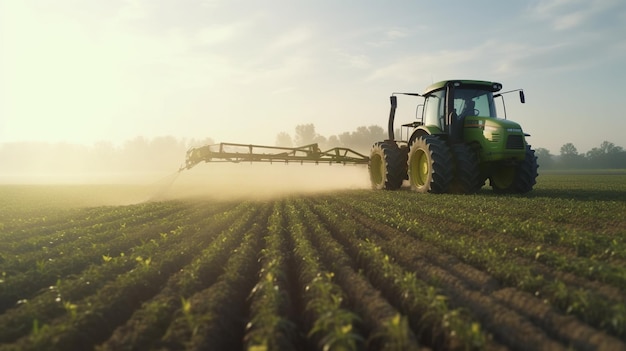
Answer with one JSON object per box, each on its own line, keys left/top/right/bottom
{"left": 2, "top": 1, "right": 626, "bottom": 161}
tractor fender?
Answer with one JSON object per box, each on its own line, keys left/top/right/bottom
{"left": 408, "top": 126, "right": 444, "bottom": 146}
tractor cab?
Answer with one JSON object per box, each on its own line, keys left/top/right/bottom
{"left": 408, "top": 80, "right": 528, "bottom": 162}
{"left": 415, "top": 80, "right": 501, "bottom": 142}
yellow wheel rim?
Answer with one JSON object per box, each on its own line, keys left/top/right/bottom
{"left": 370, "top": 154, "right": 384, "bottom": 186}
{"left": 492, "top": 167, "right": 515, "bottom": 189}
{"left": 410, "top": 149, "right": 429, "bottom": 187}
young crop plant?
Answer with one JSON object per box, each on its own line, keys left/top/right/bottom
{"left": 369, "top": 314, "right": 417, "bottom": 351}
{"left": 159, "top": 221, "right": 266, "bottom": 350}
{"left": 180, "top": 297, "right": 198, "bottom": 336}
{"left": 306, "top": 274, "right": 363, "bottom": 351}
{"left": 244, "top": 202, "right": 297, "bottom": 350}
{"left": 284, "top": 201, "right": 363, "bottom": 351}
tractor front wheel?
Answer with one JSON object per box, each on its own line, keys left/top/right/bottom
{"left": 407, "top": 136, "right": 452, "bottom": 193}
{"left": 491, "top": 145, "right": 538, "bottom": 193}
{"left": 369, "top": 141, "right": 406, "bottom": 190}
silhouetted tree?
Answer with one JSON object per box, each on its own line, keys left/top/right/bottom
{"left": 535, "top": 148, "right": 554, "bottom": 169}
{"left": 294, "top": 124, "right": 326, "bottom": 147}
{"left": 327, "top": 135, "right": 340, "bottom": 148}
{"left": 560, "top": 143, "right": 578, "bottom": 156}
{"left": 275, "top": 132, "right": 293, "bottom": 147}
{"left": 336, "top": 125, "right": 386, "bottom": 153}
{"left": 559, "top": 142, "right": 585, "bottom": 168}
{"left": 586, "top": 141, "right": 626, "bottom": 168}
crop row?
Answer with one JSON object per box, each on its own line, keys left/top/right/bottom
{"left": 284, "top": 201, "right": 363, "bottom": 350}
{"left": 242, "top": 201, "right": 298, "bottom": 349}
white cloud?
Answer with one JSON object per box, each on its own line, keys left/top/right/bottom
{"left": 385, "top": 28, "right": 409, "bottom": 40}
{"left": 365, "top": 40, "right": 523, "bottom": 85}
{"left": 553, "top": 11, "right": 587, "bottom": 30}
{"left": 529, "top": 0, "right": 624, "bottom": 31}
{"left": 360, "top": 27, "right": 412, "bottom": 48}
{"left": 267, "top": 26, "right": 315, "bottom": 52}
{"left": 337, "top": 52, "right": 372, "bottom": 70}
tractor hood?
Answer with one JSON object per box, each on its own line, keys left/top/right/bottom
{"left": 464, "top": 117, "right": 527, "bottom": 162}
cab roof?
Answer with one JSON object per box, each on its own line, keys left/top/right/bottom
{"left": 423, "top": 80, "right": 502, "bottom": 96}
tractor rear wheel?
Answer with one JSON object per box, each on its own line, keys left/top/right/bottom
{"left": 491, "top": 145, "right": 538, "bottom": 193}
{"left": 369, "top": 141, "right": 406, "bottom": 190}
{"left": 407, "top": 136, "right": 452, "bottom": 193}
{"left": 449, "top": 143, "right": 481, "bottom": 194}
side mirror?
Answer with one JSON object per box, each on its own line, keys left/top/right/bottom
{"left": 519, "top": 90, "right": 525, "bottom": 104}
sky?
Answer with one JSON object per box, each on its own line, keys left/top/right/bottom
{"left": 1, "top": 0, "right": 625, "bottom": 155}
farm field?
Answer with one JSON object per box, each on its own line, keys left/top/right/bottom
{"left": 0, "top": 173, "right": 625, "bottom": 350}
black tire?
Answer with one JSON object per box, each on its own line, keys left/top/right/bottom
{"left": 407, "top": 136, "right": 452, "bottom": 193}
{"left": 369, "top": 141, "right": 406, "bottom": 190}
{"left": 490, "top": 145, "right": 538, "bottom": 194}
{"left": 449, "top": 143, "right": 481, "bottom": 194}
{"left": 516, "top": 145, "right": 539, "bottom": 193}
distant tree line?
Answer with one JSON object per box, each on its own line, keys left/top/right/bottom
{"left": 0, "top": 124, "right": 386, "bottom": 179}
{"left": 278, "top": 126, "right": 626, "bottom": 170}
{"left": 275, "top": 124, "right": 386, "bottom": 154}
{"left": 1, "top": 126, "right": 623, "bottom": 180}
{"left": 535, "top": 141, "right": 626, "bottom": 169}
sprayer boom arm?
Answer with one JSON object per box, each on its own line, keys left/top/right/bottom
{"left": 181, "top": 142, "right": 369, "bottom": 171}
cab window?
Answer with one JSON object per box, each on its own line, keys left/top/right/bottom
{"left": 453, "top": 89, "right": 497, "bottom": 118}
{"left": 423, "top": 89, "right": 445, "bottom": 128}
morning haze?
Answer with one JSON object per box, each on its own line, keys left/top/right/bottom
{"left": 1, "top": 1, "right": 626, "bottom": 184}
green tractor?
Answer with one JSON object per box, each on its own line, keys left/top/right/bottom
{"left": 369, "top": 79, "right": 538, "bottom": 194}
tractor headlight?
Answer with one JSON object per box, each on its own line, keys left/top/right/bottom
{"left": 506, "top": 128, "right": 522, "bottom": 133}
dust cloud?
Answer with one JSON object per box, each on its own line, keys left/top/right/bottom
{"left": 151, "top": 163, "right": 371, "bottom": 201}
{"left": 0, "top": 140, "right": 372, "bottom": 205}
{"left": 0, "top": 165, "right": 370, "bottom": 209}
{"left": 0, "top": 164, "right": 372, "bottom": 206}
